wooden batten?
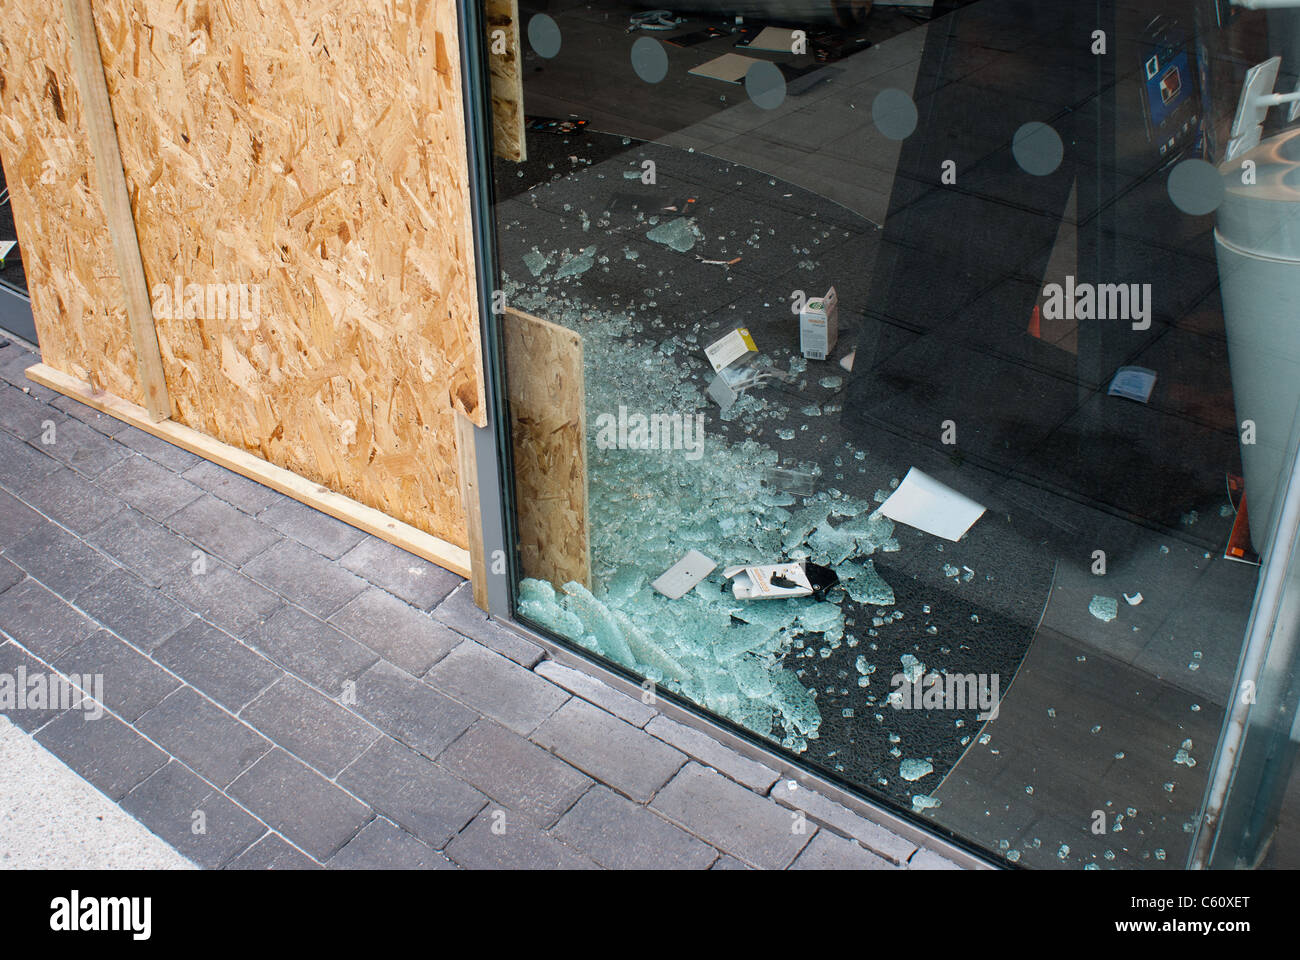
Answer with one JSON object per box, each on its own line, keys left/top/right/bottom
{"left": 28, "top": 363, "right": 472, "bottom": 578}
{"left": 59, "top": 0, "right": 170, "bottom": 422}
{"left": 454, "top": 410, "right": 490, "bottom": 610}
{"left": 486, "top": 0, "right": 527, "bottom": 162}
{"left": 504, "top": 307, "right": 590, "bottom": 588}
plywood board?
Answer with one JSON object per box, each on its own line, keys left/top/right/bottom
{"left": 486, "top": 0, "right": 526, "bottom": 162}
{"left": 28, "top": 362, "right": 472, "bottom": 577}
{"left": 504, "top": 307, "right": 590, "bottom": 588}
{"left": 0, "top": 3, "right": 144, "bottom": 405}
{"left": 87, "top": 0, "right": 485, "bottom": 550}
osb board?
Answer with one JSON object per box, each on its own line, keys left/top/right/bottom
{"left": 0, "top": 6, "right": 144, "bottom": 404}
{"left": 87, "top": 0, "right": 486, "bottom": 549}
{"left": 486, "top": 0, "right": 525, "bottom": 162}
{"left": 504, "top": 307, "right": 589, "bottom": 588}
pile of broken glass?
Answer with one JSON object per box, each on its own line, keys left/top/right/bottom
{"left": 508, "top": 279, "right": 899, "bottom": 754}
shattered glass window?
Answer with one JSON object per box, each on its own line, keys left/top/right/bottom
{"left": 482, "top": 0, "right": 1300, "bottom": 868}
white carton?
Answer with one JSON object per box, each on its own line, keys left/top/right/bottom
{"left": 723, "top": 561, "right": 813, "bottom": 600}
{"left": 704, "top": 327, "right": 758, "bottom": 373}
{"left": 800, "top": 287, "right": 838, "bottom": 360}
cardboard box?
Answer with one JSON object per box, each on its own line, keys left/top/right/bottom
{"left": 704, "top": 327, "right": 758, "bottom": 373}
{"left": 800, "top": 287, "right": 838, "bottom": 360}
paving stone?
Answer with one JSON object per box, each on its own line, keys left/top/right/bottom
{"left": 336, "top": 737, "right": 486, "bottom": 848}
{"left": 908, "top": 848, "right": 963, "bottom": 870}
{"left": 351, "top": 660, "right": 477, "bottom": 760}
{"left": 258, "top": 497, "right": 366, "bottom": 559}
{"left": 242, "top": 604, "right": 377, "bottom": 697}
{"left": 86, "top": 507, "right": 195, "bottom": 586}
{"left": 0, "top": 557, "right": 20, "bottom": 596}
{"left": 162, "top": 561, "right": 282, "bottom": 637}
{"left": 136, "top": 686, "right": 271, "bottom": 788}
{"left": 225, "top": 833, "right": 321, "bottom": 870}
{"left": 0, "top": 488, "right": 42, "bottom": 550}
{"left": 121, "top": 760, "right": 266, "bottom": 868}
{"left": 165, "top": 494, "right": 281, "bottom": 567}
{"left": 327, "top": 818, "right": 456, "bottom": 870}
{"left": 112, "top": 425, "right": 200, "bottom": 472}
{"left": 329, "top": 587, "right": 460, "bottom": 676}
{"left": 36, "top": 416, "right": 129, "bottom": 478}
{"left": 651, "top": 763, "right": 814, "bottom": 870}
{"left": 227, "top": 748, "right": 372, "bottom": 861}
{"left": 2, "top": 521, "right": 116, "bottom": 598}
{"left": 0, "top": 381, "right": 61, "bottom": 440}
{"left": 49, "top": 395, "right": 130, "bottom": 436}
{"left": 427, "top": 640, "right": 569, "bottom": 735}
{"left": 181, "top": 460, "right": 281, "bottom": 516}
{"left": 769, "top": 778, "right": 918, "bottom": 866}
{"left": 0, "top": 640, "right": 67, "bottom": 732}
{"left": 553, "top": 785, "right": 716, "bottom": 870}
{"left": 645, "top": 715, "right": 780, "bottom": 793}
{"left": 339, "top": 537, "right": 463, "bottom": 609}
{"left": 53, "top": 629, "right": 181, "bottom": 722}
{"left": 0, "top": 348, "right": 44, "bottom": 391}
{"left": 35, "top": 708, "right": 169, "bottom": 800}
{"left": 710, "top": 854, "right": 751, "bottom": 870}
{"left": 154, "top": 619, "right": 282, "bottom": 712}
{"left": 535, "top": 659, "right": 657, "bottom": 728}
{"left": 790, "top": 830, "right": 897, "bottom": 870}
{"left": 445, "top": 804, "right": 597, "bottom": 870}
{"left": 11, "top": 467, "right": 127, "bottom": 537}
{"left": 241, "top": 676, "right": 378, "bottom": 777}
{"left": 72, "top": 569, "right": 192, "bottom": 653}
{"left": 95, "top": 455, "right": 204, "bottom": 520}
{"left": 0, "top": 430, "right": 60, "bottom": 491}
{"left": 532, "top": 698, "right": 686, "bottom": 803}
{"left": 438, "top": 719, "right": 591, "bottom": 828}
{"left": 0, "top": 578, "right": 100, "bottom": 661}
{"left": 243, "top": 539, "right": 368, "bottom": 618}
{"left": 433, "top": 582, "right": 544, "bottom": 668}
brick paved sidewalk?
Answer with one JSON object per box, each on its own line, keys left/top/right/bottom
{"left": 0, "top": 341, "right": 964, "bottom": 870}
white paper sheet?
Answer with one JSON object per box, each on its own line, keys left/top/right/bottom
{"left": 652, "top": 549, "right": 717, "bottom": 599}
{"left": 877, "top": 467, "right": 986, "bottom": 542}
{"left": 745, "top": 26, "right": 800, "bottom": 53}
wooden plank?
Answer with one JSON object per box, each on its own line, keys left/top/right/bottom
{"left": 27, "top": 363, "right": 472, "bottom": 578}
{"left": 454, "top": 410, "right": 489, "bottom": 611}
{"left": 503, "top": 307, "right": 589, "bottom": 588}
{"left": 59, "top": 0, "right": 170, "bottom": 422}
{"left": 92, "top": 0, "right": 487, "bottom": 551}
{"left": 486, "top": 0, "right": 527, "bottom": 162}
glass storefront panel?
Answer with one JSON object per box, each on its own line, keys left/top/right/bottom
{"left": 474, "top": 0, "right": 1300, "bottom": 867}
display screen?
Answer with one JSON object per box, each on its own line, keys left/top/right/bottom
{"left": 1143, "top": 48, "right": 1193, "bottom": 131}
